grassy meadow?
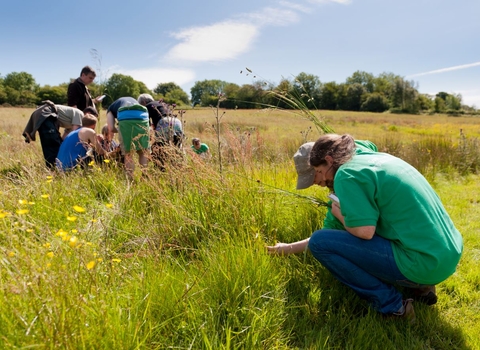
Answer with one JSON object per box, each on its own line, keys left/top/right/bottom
{"left": 0, "top": 106, "right": 479, "bottom": 349}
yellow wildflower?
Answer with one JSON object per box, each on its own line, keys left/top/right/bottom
{"left": 56, "top": 229, "right": 67, "bottom": 237}
{"left": 103, "top": 159, "right": 110, "bottom": 163}
{"left": 26, "top": 229, "right": 34, "bottom": 233}
{"left": 0, "top": 211, "right": 11, "bottom": 219}
{"left": 46, "top": 252, "right": 54, "bottom": 258}
{"left": 46, "top": 179, "right": 53, "bottom": 183}
{"left": 18, "top": 199, "right": 28, "bottom": 205}
{"left": 28, "top": 202, "right": 35, "bottom": 205}
{"left": 86, "top": 261, "right": 96, "bottom": 270}
{"left": 16, "top": 209, "right": 29, "bottom": 215}
{"left": 41, "top": 194, "right": 50, "bottom": 199}
{"left": 73, "top": 205, "right": 86, "bottom": 213}
{"left": 105, "top": 203, "right": 113, "bottom": 208}
{"left": 69, "top": 236, "right": 78, "bottom": 248}
{"left": 7, "top": 251, "right": 15, "bottom": 257}
{"left": 66, "top": 215, "right": 77, "bottom": 222}
{"left": 71, "top": 229, "right": 78, "bottom": 233}
{"left": 46, "top": 175, "right": 53, "bottom": 179}
{"left": 112, "top": 258, "right": 121, "bottom": 263}
{"left": 97, "top": 258, "right": 103, "bottom": 262}
{"left": 88, "top": 160, "right": 95, "bottom": 166}
{"left": 43, "top": 242, "right": 51, "bottom": 248}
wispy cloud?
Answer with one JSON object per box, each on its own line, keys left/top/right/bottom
{"left": 164, "top": 0, "right": 347, "bottom": 64}
{"left": 307, "top": 0, "right": 352, "bottom": 4}
{"left": 279, "top": 1, "right": 313, "bottom": 13}
{"left": 244, "top": 7, "right": 302, "bottom": 26}
{"left": 407, "top": 61, "right": 480, "bottom": 78}
{"left": 165, "top": 21, "right": 259, "bottom": 63}
{"left": 112, "top": 67, "right": 196, "bottom": 90}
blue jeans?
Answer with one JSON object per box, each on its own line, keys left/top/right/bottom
{"left": 308, "top": 229, "right": 418, "bottom": 314}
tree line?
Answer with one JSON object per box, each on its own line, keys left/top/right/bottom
{"left": 0, "top": 70, "right": 476, "bottom": 114}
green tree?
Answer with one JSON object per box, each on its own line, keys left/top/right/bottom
{"left": 319, "top": 82, "right": 339, "bottom": 110}
{"left": 222, "top": 83, "right": 240, "bottom": 109}
{"left": 293, "top": 72, "right": 322, "bottom": 109}
{"left": 154, "top": 82, "right": 181, "bottom": 96}
{"left": 416, "top": 94, "right": 434, "bottom": 112}
{"left": 36, "top": 85, "right": 68, "bottom": 104}
{"left": 0, "top": 76, "right": 6, "bottom": 104}
{"left": 360, "top": 92, "right": 390, "bottom": 112}
{"left": 446, "top": 93, "right": 462, "bottom": 111}
{"left": 346, "top": 71, "right": 375, "bottom": 93}
{"left": 190, "top": 79, "right": 229, "bottom": 107}
{"left": 389, "top": 77, "right": 419, "bottom": 113}
{"left": 341, "top": 83, "right": 366, "bottom": 111}
{"left": 153, "top": 82, "right": 190, "bottom": 106}
{"left": 163, "top": 89, "right": 190, "bottom": 106}
{"left": 235, "top": 84, "right": 264, "bottom": 109}
{"left": 434, "top": 97, "right": 446, "bottom": 113}
{"left": 3, "top": 71, "right": 38, "bottom": 105}
{"left": 3, "top": 71, "right": 37, "bottom": 92}
{"left": 103, "top": 74, "right": 149, "bottom": 106}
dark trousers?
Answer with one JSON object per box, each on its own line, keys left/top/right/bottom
{"left": 38, "top": 117, "right": 62, "bottom": 168}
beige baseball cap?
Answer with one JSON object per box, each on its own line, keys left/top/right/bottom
{"left": 294, "top": 142, "right": 315, "bottom": 190}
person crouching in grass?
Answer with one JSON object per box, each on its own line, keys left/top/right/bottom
{"left": 55, "top": 114, "right": 108, "bottom": 171}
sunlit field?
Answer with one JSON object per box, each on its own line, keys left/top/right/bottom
{"left": 1, "top": 106, "right": 479, "bottom": 349}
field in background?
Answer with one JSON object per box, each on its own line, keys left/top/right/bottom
{"left": 1, "top": 107, "right": 479, "bottom": 349}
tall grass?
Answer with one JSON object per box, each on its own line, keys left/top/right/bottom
{"left": 0, "top": 107, "right": 479, "bottom": 348}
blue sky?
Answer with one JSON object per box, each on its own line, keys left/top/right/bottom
{"left": 1, "top": 0, "right": 479, "bottom": 107}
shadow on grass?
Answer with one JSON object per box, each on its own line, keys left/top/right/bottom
{"left": 282, "top": 259, "right": 468, "bottom": 349}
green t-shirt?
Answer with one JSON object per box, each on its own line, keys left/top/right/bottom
{"left": 333, "top": 151, "right": 463, "bottom": 284}
{"left": 191, "top": 143, "right": 209, "bottom": 154}
{"left": 322, "top": 140, "right": 378, "bottom": 231}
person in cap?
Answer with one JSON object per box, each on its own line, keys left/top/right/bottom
{"left": 269, "top": 134, "right": 462, "bottom": 321}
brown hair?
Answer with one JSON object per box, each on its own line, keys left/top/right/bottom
{"left": 309, "top": 134, "right": 356, "bottom": 170}
{"left": 82, "top": 114, "right": 98, "bottom": 127}
{"left": 80, "top": 66, "right": 96, "bottom": 77}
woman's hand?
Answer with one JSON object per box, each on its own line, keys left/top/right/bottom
{"left": 266, "top": 242, "right": 292, "bottom": 255}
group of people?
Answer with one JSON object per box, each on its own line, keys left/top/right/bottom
{"left": 268, "top": 134, "right": 463, "bottom": 322}
{"left": 22, "top": 65, "right": 463, "bottom": 322}
{"left": 22, "top": 66, "right": 210, "bottom": 178}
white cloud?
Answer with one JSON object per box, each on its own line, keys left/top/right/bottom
{"left": 307, "top": 0, "right": 351, "bottom": 4}
{"left": 161, "top": 0, "right": 351, "bottom": 65}
{"left": 165, "top": 21, "right": 259, "bottom": 63}
{"left": 163, "top": 3, "right": 305, "bottom": 64}
{"left": 111, "top": 67, "right": 196, "bottom": 90}
{"left": 244, "top": 7, "right": 302, "bottom": 26}
{"left": 279, "top": 1, "right": 313, "bottom": 13}
{"left": 407, "top": 61, "right": 480, "bottom": 78}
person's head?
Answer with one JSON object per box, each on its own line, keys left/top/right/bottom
{"left": 80, "top": 66, "right": 96, "bottom": 85}
{"left": 294, "top": 142, "right": 328, "bottom": 189}
{"left": 101, "top": 124, "right": 112, "bottom": 140}
{"left": 192, "top": 138, "right": 201, "bottom": 150}
{"left": 309, "top": 134, "right": 356, "bottom": 188}
{"left": 83, "top": 106, "right": 98, "bottom": 117}
{"left": 137, "top": 93, "right": 154, "bottom": 106}
{"left": 82, "top": 114, "right": 98, "bottom": 130}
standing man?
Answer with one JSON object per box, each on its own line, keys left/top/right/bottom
{"left": 67, "top": 66, "right": 101, "bottom": 113}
